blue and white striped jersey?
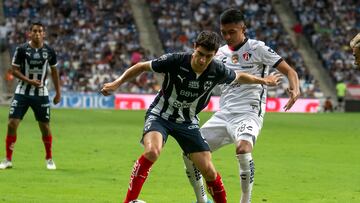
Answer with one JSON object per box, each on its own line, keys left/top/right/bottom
{"left": 149, "top": 52, "right": 236, "bottom": 124}
{"left": 12, "top": 42, "right": 57, "bottom": 96}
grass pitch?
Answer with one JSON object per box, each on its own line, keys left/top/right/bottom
{"left": 0, "top": 106, "right": 359, "bottom": 203}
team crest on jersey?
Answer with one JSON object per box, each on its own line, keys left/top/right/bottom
{"left": 204, "top": 81, "right": 213, "bottom": 91}
{"left": 42, "top": 52, "right": 48, "bottom": 59}
{"left": 242, "top": 52, "right": 252, "bottom": 61}
{"left": 188, "top": 81, "right": 199, "bottom": 89}
{"left": 231, "top": 54, "right": 239, "bottom": 64}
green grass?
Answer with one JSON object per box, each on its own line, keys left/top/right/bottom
{"left": 0, "top": 106, "right": 359, "bottom": 203}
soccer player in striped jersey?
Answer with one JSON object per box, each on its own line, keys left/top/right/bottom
{"left": 101, "top": 31, "right": 281, "bottom": 203}
{"left": 0, "top": 22, "right": 61, "bottom": 170}
{"left": 183, "top": 9, "right": 300, "bottom": 203}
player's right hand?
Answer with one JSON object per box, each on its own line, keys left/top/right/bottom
{"left": 100, "top": 82, "right": 117, "bottom": 96}
{"left": 28, "top": 79, "right": 42, "bottom": 87}
{"left": 264, "top": 73, "right": 282, "bottom": 86}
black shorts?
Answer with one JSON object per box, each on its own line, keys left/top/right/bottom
{"left": 9, "top": 94, "right": 51, "bottom": 122}
{"left": 142, "top": 113, "right": 210, "bottom": 154}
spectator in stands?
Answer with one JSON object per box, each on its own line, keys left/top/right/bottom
{"left": 350, "top": 32, "right": 360, "bottom": 67}
{"left": 4, "top": 68, "right": 14, "bottom": 98}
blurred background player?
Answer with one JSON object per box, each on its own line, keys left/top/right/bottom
{"left": 350, "top": 32, "right": 360, "bottom": 67}
{"left": 101, "top": 31, "right": 281, "bottom": 203}
{"left": 0, "top": 22, "right": 61, "bottom": 170}
{"left": 183, "top": 8, "right": 300, "bottom": 203}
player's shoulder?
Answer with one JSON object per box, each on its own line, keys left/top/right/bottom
{"left": 43, "top": 43, "right": 56, "bottom": 52}
{"left": 16, "top": 42, "right": 29, "bottom": 51}
{"left": 247, "top": 38, "right": 266, "bottom": 50}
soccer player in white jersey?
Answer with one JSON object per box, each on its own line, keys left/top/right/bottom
{"left": 350, "top": 32, "right": 360, "bottom": 67}
{"left": 0, "top": 22, "right": 61, "bottom": 170}
{"left": 101, "top": 31, "right": 281, "bottom": 203}
{"left": 183, "top": 9, "right": 300, "bottom": 203}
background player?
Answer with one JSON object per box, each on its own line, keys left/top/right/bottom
{"left": 183, "top": 8, "right": 300, "bottom": 203}
{"left": 0, "top": 22, "right": 61, "bottom": 170}
{"left": 101, "top": 31, "right": 281, "bottom": 203}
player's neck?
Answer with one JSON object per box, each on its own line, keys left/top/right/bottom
{"left": 29, "top": 40, "right": 44, "bottom": 49}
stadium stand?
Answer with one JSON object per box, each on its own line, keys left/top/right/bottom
{"left": 2, "top": 0, "right": 159, "bottom": 94}
{"left": 147, "top": 0, "right": 324, "bottom": 98}
{"left": 290, "top": 0, "right": 360, "bottom": 85}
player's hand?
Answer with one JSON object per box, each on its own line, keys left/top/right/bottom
{"left": 283, "top": 88, "right": 300, "bottom": 111}
{"left": 53, "top": 93, "right": 61, "bottom": 105}
{"left": 101, "top": 82, "right": 118, "bottom": 96}
{"left": 264, "top": 73, "right": 282, "bottom": 86}
{"left": 28, "top": 79, "right": 42, "bottom": 87}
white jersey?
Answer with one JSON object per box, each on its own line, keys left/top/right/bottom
{"left": 215, "top": 38, "right": 282, "bottom": 118}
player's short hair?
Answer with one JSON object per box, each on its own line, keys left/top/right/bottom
{"left": 30, "top": 22, "right": 44, "bottom": 31}
{"left": 350, "top": 33, "right": 360, "bottom": 48}
{"left": 220, "top": 8, "right": 245, "bottom": 25}
{"left": 194, "top": 31, "right": 221, "bottom": 52}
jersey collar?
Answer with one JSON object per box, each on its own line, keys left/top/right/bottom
{"left": 228, "top": 38, "right": 248, "bottom": 51}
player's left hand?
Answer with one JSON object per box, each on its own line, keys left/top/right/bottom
{"left": 53, "top": 93, "right": 61, "bottom": 105}
{"left": 283, "top": 88, "right": 300, "bottom": 111}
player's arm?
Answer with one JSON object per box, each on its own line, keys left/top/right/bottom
{"left": 50, "top": 66, "right": 61, "bottom": 104}
{"left": 11, "top": 65, "right": 42, "bottom": 87}
{"left": 234, "top": 71, "right": 281, "bottom": 86}
{"left": 101, "top": 61, "right": 151, "bottom": 96}
{"left": 276, "top": 60, "right": 300, "bottom": 111}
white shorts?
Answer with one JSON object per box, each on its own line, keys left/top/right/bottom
{"left": 200, "top": 111, "right": 263, "bottom": 151}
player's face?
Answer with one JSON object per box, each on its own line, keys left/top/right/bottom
{"left": 220, "top": 22, "right": 246, "bottom": 48}
{"left": 29, "top": 25, "right": 45, "bottom": 44}
{"left": 353, "top": 47, "right": 360, "bottom": 66}
{"left": 191, "top": 46, "right": 216, "bottom": 73}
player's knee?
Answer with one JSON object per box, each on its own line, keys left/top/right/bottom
{"left": 236, "top": 141, "right": 253, "bottom": 154}
{"left": 7, "top": 120, "right": 19, "bottom": 131}
{"left": 144, "top": 147, "right": 161, "bottom": 162}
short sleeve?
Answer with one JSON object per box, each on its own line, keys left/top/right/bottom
{"left": 49, "top": 48, "right": 57, "bottom": 67}
{"left": 11, "top": 46, "right": 23, "bottom": 67}
{"left": 218, "top": 63, "right": 236, "bottom": 84}
{"left": 150, "top": 53, "right": 177, "bottom": 73}
{"left": 257, "top": 43, "right": 282, "bottom": 68}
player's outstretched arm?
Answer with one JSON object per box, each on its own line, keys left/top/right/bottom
{"left": 11, "top": 65, "right": 42, "bottom": 87}
{"left": 235, "top": 71, "right": 282, "bottom": 86}
{"left": 276, "top": 60, "right": 300, "bottom": 111}
{"left": 101, "top": 61, "right": 151, "bottom": 96}
{"left": 50, "top": 66, "right": 61, "bottom": 105}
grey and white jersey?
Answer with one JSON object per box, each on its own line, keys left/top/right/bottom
{"left": 215, "top": 38, "right": 282, "bottom": 117}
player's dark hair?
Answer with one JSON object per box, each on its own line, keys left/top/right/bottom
{"left": 194, "top": 31, "right": 221, "bottom": 52}
{"left": 220, "top": 8, "right": 245, "bottom": 24}
{"left": 30, "top": 22, "right": 44, "bottom": 31}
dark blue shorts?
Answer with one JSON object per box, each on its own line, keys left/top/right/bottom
{"left": 143, "top": 113, "right": 210, "bottom": 154}
{"left": 9, "top": 94, "right": 51, "bottom": 122}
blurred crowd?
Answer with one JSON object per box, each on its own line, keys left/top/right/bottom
{"left": 291, "top": 0, "right": 360, "bottom": 85}
{"left": 2, "top": 0, "right": 159, "bottom": 94}
{"left": 147, "top": 0, "right": 323, "bottom": 98}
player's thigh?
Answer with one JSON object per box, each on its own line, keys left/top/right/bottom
{"left": 172, "top": 123, "right": 210, "bottom": 154}
{"left": 30, "top": 96, "right": 50, "bottom": 122}
{"left": 201, "top": 112, "right": 233, "bottom": 151}
{"left": 8, "top": 94, "right": 30, "bottom": 120}
{"left": 230, "top": 114, "right": 262, "bottom": 147}
{"left": 142, "top": 113, "right": 170, "bottom": 146}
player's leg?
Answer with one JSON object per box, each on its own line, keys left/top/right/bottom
{"left": 231, "top": 116, "right": 261, "bottom": 203}
{"left": 32, "top": 96, "right": 55, "bottom": 169}
{"left": 183, "top": 112, "right": 231, "bottom": 203}
{"left": 124, "top": 114, "right": 168, "bottom": 203}
{"left": 190, "top": 152, "right": 226, "bottom": 203}
{"left": 0, "top": 95, "right": 28, "bottom": 169}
